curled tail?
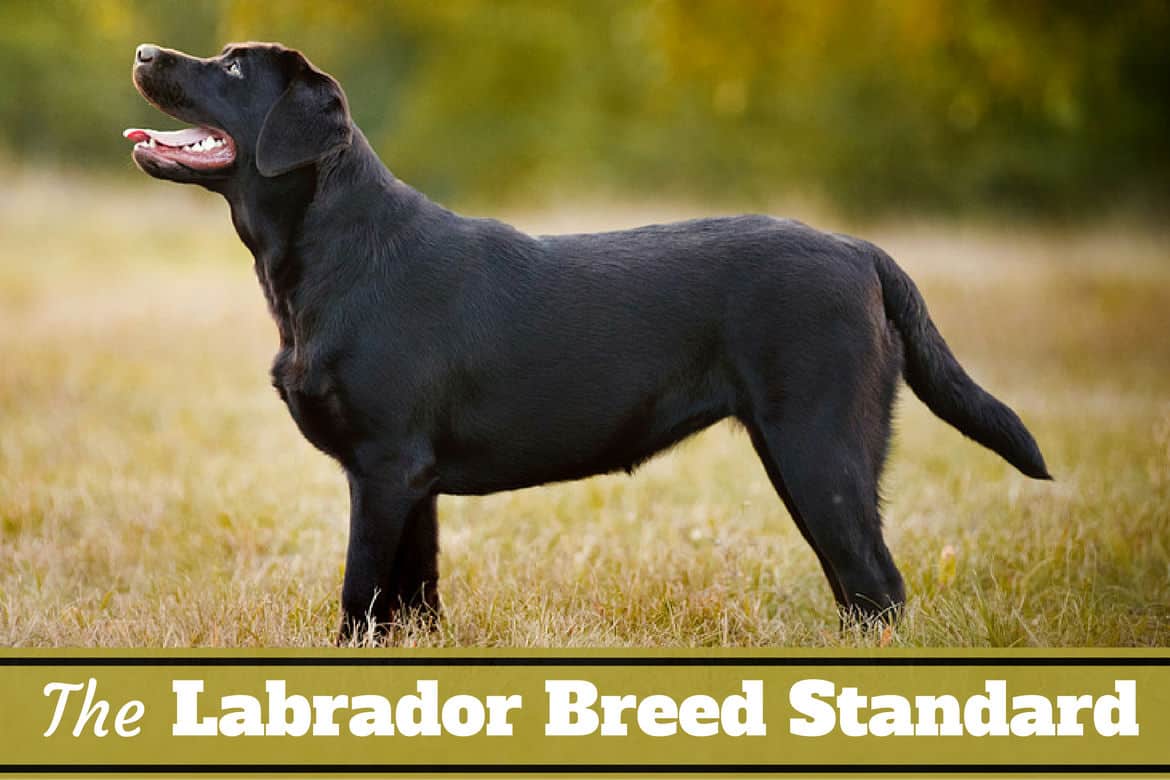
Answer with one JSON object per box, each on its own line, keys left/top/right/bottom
{"left": 871, "top": 248, "right": 1052, "bottom": 480}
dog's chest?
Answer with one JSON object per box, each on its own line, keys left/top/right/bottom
{"left": 271, "top": 348, "right": 354, "bottom": 464}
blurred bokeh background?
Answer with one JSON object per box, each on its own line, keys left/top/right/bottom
{"left": 2, "top": 1, "right": 1169, "bottom": 646}
{"left": 2, "top": 0, "right": 1168, "bottom": 218}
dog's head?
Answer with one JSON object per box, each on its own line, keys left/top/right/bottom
{"left": 125, "top": 42, "right": 352, "bottom": 189}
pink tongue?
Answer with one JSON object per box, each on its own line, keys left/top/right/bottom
{"left": 122, "top": 127, "right": 212, "bottom": 146}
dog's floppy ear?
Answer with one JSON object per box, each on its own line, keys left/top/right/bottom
{"left": 256, "top": 51, "right": 352, "bottom": 177}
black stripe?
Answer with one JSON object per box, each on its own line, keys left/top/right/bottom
{"left": 0, "top": 656, "right": 1166, "bottom": 666}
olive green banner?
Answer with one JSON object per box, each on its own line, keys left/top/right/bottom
{"left": 1, "top": 649, "right": 1168, "bottom": 774}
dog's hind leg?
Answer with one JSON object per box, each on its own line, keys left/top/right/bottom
{"left": 746, "top": 425, "right": 847, "bottom": 606}
{"left": 748, "top": 411, "right": 904, "bottom": 624}
{"left": 742, "top": 322, "right": 905, "bottom": 625}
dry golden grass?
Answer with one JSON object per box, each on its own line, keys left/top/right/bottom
{"left": 1, "top": 171, "right": 1168, "bottom": 647}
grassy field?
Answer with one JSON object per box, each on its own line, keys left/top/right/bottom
{"left": 1, "top": 171, "right": 1168, "bottom": 647}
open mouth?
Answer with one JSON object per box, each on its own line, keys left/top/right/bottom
{"left": 122, "top": 126, "right": 236, "bottom": 171}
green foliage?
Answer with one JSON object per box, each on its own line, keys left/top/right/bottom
{"left": 1, "top": 0, "right": 1167, "bottom": 217}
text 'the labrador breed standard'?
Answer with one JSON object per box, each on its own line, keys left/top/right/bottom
{"left": 124, "top": 42, "right": 1050, "bottom": 641}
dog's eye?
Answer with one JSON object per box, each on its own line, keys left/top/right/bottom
{"left": 225, "top": 60, "right": 243, "bottom": 78}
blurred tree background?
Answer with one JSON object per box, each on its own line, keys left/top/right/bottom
{"left": 1, "top": 0, "right": 1167, "bottom": 218}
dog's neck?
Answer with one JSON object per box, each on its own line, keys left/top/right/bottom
{"left": 225, "top": 165, "right": 316, "bottom": 347}
{"left": 224, "top": 127, "right": 425, "bottom": 348}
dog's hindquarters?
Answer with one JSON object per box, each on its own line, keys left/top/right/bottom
{"left": 732, "top": 227, "right": 1049, "bottom": 621}
{"left": 731, "top": 242, "right": 908, "bottom": 620}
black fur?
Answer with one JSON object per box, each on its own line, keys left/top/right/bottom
{"left": 129, "top": 42, "right": 1050, "bottom": 640}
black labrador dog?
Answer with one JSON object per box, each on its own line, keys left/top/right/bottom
{"left": 125, "top": 42, "right": 1050, "bottom": 640}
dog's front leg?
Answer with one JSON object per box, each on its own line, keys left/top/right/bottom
{"left": 337, "top": 451, "right": 434, "bottom": 644}
{"left": 391, "top": 495, "right": 442, "bottom": 628}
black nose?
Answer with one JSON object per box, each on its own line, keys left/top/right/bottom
{"left": 136, "top": 44, "right": 160, "bottom": 64}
